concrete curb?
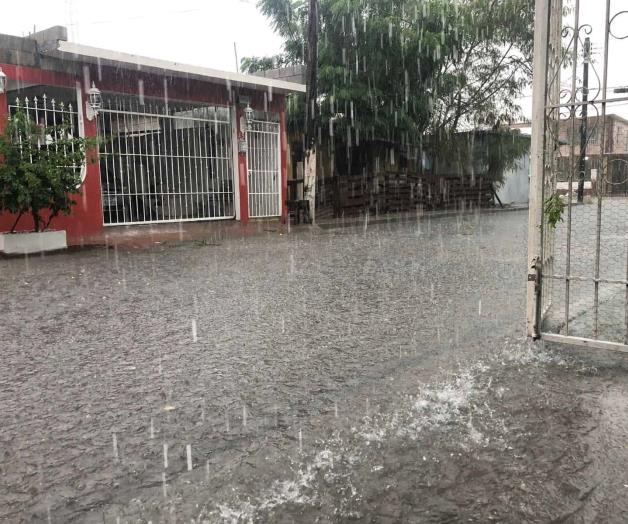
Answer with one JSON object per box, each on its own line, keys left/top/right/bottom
{"left": 314, "top": 205, "right": 529, "bottom": 231}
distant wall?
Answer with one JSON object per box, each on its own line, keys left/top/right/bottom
{"left": 498, "top": 153, "right": 530, "bottom": 205}
{"left": 252, "top": 66, "right": 305, "bottom": 85}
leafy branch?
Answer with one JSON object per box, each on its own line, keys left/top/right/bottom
{"left": 544, "top": 194, "right": 566, "bottom": 229}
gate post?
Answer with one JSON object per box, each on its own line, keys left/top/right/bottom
{"left": 527, "top": 0, "right": 552, "bottom": 338}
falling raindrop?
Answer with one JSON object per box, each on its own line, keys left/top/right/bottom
{"left": 186, "top": 444, "right": 193, "bottom": 471}
{"left": 112, "top": 432, "right": 119, "bottom": 463}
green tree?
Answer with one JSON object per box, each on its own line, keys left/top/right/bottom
{"left": 240, "top": 55, "right": 293, "bottom": 73}
{"left": 252, "top": 0, "right": 534, "bottom": 175}
{"left": 0, "top": 109, "right": 92, "bottom": 232}
{"left": 429, "top": 0, "right": 534, "bottom": 133}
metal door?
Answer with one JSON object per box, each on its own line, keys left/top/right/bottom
{"left": 528, "top": 0, "right": 628, "bottom": 353}
{"left": 247, "top": 120, "right": 281, "bottom": 218}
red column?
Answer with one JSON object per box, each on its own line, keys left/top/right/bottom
{"left": 73, "top": 82, "right": 104, "bottom": 241}
{"left": 235, "top": 106, "right": 249, "bottom": 223}
{"left": 279, "top": 106, "right": 288, "bottom": 223}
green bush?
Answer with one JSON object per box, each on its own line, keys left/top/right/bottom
{"left": 0, "top": 109, "right": 93, "bottom": 232}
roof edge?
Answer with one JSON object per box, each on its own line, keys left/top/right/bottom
{"left": 53, "top": 40, "right": 306, "bottom": 94}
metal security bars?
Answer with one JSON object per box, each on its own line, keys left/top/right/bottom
{"left": 529, "top": 0, "right": 628, "bottom": 353}
{"left": 8, "top": 94, "right": 84, "bottom": 178}
{"left": 98, "top": 99, "right": 235, "bottom": 225}
{"left": 247, "top": 120, "right": 281, "bottom": 218}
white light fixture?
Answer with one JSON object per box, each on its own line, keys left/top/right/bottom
{"left": 0, "top": 67, "right": 7, "bottom": 94}
{"left": 244, "top": 104, "right": 254, "bottom": 131}
{"left": 85, "top": 82, "right": 102, "bottom": 121}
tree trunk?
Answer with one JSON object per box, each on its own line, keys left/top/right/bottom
{"left": 44, "top": 210, "right": 59, "bottom": 231}
{"left": 304, "top": 0, "right": 318, "bottom": 222}
{"left": 32, "top": 212, "right": 41, "bottom": 233}
{"left": 10, "top": 211, "right": 23, "bottom": 233}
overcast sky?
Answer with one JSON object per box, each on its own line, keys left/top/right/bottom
{"left": 0, "top": 0, "right": 284, "bottom": 72}
{"left": 1, "top": 0, "right": 627, "bottom": 122}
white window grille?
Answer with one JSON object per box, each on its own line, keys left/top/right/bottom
{"left": 97, "top": 99, "right": 235, "bottom": 225}
{"left": 8, "top": 94, "right": 83, "bottom": 177}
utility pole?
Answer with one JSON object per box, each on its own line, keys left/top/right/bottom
{"left": 305, "top": 0, "right": 318, "bottom": 149}
{"left": 304, "top": 0, "right": 318, "bottom": 222}
{"left": 577, "top": 37, "right": 591, "bottom": 203}
{"left": 234, "top": 42, "right": 240, "bottom": 73}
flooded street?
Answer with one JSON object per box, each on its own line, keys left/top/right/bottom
{"left": 1, "top": 209, "right": 627, "bottom": 522}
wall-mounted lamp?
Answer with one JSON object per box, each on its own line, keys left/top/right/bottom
{"left": 85, "top": 82, "right": 102, "bottom": 121}
{"left": 0, "top": 67, "right": 7, "bottom": 95}
{"left": 244, "top": 104, "right": 254, "bottom": 131}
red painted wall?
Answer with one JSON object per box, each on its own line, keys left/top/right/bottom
{"left": 0, "top": 62, "right": 289, "bottom": 242}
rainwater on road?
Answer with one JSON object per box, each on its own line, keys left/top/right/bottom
{"left": 1, "top": 209, "right": 627, "bottom": 522}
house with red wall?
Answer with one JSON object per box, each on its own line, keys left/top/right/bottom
{"left": 0, "top": 26, "right": 305, "bottom": 245}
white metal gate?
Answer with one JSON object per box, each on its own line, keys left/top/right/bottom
{"left": 247, "top": 120, "right": 281, "bottom": 218}
{"left": 528, "top": 0, "right": 628, "bottom": 353}
{"left": 98, "top": 99, "right": 235, "bottom": 225}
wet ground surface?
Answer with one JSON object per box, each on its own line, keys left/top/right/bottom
{"left": 1, "top": 209, "right": 627, "bottom": 523}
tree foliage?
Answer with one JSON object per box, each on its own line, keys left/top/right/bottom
{"left": 240, "top": 54, "right": 296, "bottom": 73}
{"left": 0, "top": 110, "right": 92, "bottom": 233}
{"left": 251, "top": 0, "right": 534, "bottom": 174}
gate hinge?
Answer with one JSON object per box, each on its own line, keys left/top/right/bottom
{"left": 529, "top": 256, "right": 543, "bottom": 340}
